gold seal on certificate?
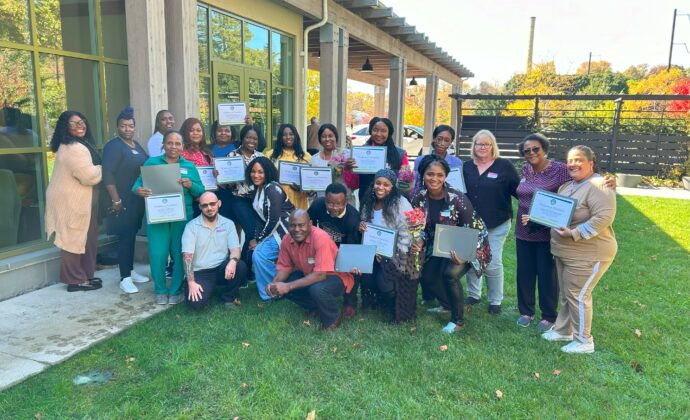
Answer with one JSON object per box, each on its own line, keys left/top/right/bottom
{"left": 432, "top": 225, "right": 479, "bottom": 261}
{"left": 145, "top": 193, "right": 186, "bottom": 224}
{"left": 279, "top": 161, "right": 309, "bottom": 185}
{"left": 351, "top": 146, "right": 387, "bottom": 174}
{"left": 198, "top": 166, "right": 217, "bottom": 191}
{"left": 528, "top": 189, "right": 577, "bottom": 229}
{"left": 361, "top": 223, "right": 397, "bottom": 258}
{"left": 215, "top": 156, "right": 245, "bottom": 183}
{"left": 300, "top": 167, "right": 333, "bottom": 191}
{"left": 446, "top": 167, "right": 466, "bottom": 193}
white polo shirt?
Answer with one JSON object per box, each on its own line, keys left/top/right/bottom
{"left": 181, "top": 215, "right": 240, "bottom": 271}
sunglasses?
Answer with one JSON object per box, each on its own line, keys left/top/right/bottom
{"left": 200, "top": 201, "right": 218, "bottom": 209}
{"left": 523, "top": 146, "right": 541, "bottom": 155}
{"left": 68, "top": 120, "right": 86, "bottom": 128}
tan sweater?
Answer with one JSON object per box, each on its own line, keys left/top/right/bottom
{"left": 45, "top": 142, "right": 102, "bottom": 254}
{"left": 551, "top": 176, "right": 618, "bottom": 262}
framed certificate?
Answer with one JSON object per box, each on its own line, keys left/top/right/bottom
{"left": 446, "top": 167, "right": 466, "bottom": 193}
{"left": 351, "top": 146, "right": 387, "bottom": 174}
{"left": 215, "top": 156, "right": 245, "bottom": 184}
{"left": 145, "top": 193, "right": 186, "bottom": 224}
{"left": 335, "top": 244, "right": 377, "bottom": 274}
{"left": 279, "top": 161, "right": 308, "bottom": 185}
{"left": 141, "top": 164, "right": 183, "bottom": 195}
{"left": 217, "top": 102, "right": 247, "bottom": 125}
{"left": 528, "top": 189, "right": 577, "bottom": 229}
{"left": 198, "top": 166, "right": 217, "bottom": 191}
{"left": 432, "top": 224, "right": 479, "bottom": 261}
{"left": 300, "top": 167, "right": 333, "bottom": 191}
{"left": 361, "top": 223, "right": 397, "bottom": 258}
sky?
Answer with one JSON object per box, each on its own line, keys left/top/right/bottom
{"left": 352, "top": 0, "right": 690, "bottom": 89}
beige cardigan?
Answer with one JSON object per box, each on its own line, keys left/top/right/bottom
{"left": 45, "top": 142, "right": 102, "bottom": 254}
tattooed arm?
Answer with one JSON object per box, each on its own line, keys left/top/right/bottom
{"left": 183, "top": 252, "right": 203, "bottom": 302}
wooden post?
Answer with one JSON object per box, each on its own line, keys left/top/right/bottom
{"left": 533, "top": 97, "right": 540, "bottom": 131}
{"left": 609, "top": 98, "right": 623, "bottom": 172}
{"left": 455, "top": 98, "right": 463, "bottom": 156}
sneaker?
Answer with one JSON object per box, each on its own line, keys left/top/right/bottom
{"left": 488, "top": 305, "right": 502, "bottom": 315}
{"left": 165, "top": 265, "right": 173, "bottom": 279}
{"left": 441, "top": 321, "right": 464, "bottom": 334}
{"left": 561, "top": 340, "right": 595, "bottom": 354}
{"left": 427, "top": 306, "right": 450, "bottom": 314}
{"left": 155, "top": 294, "right": 168, "bottom": 305}
{"left": 168, "top": 294, "right": 183, "bottom": 305}
{"left": 119, "top": 277, "right": 139, "bottom": 294}
{"left": 516, "top": 315, "right": 533, "bottom": 327}
{"left": 541, "top": 330, "right": 573, "bottom": 342}
{"left": 464, "top": 296, "right": 481, "bottom": 305}
{"left": 130, "top": 270, "right": 149, "bottom": 283}
{"left": 535, "top": 320, "right": 554, "bottom": 331}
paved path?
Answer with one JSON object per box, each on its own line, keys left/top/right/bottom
{"left": 0, "top": 263, "right": 167, "bottom": 391}
{"left": 615, "top": 186, "right": 690, "bottom": 200}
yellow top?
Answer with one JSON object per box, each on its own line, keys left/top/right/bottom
{"left": 265, "top": 148, "right": 312, "bottom": 210}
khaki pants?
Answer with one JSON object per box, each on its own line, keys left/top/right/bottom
{"left": 552, "top": 257, "right": 612, "bottom": 343}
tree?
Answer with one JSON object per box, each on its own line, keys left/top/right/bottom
{"left": 305, "top": 69, "right": 319, "bottom": 122}
{"left": 575, "top": 60, "right": 612, "bottom": 75}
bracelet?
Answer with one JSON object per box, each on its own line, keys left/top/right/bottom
{"left": 112, "top": 199, "right": 122, "bottom": 205}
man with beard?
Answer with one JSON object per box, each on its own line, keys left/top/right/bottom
{"left": 307, "top": 183, "right": 361, "bottom": 317}
{"left": 182, "top": 192, "right": 248, "bottom": 309}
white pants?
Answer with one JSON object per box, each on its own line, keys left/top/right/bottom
{"left": 466, "top": 219, "right": 511, "bottom": 305}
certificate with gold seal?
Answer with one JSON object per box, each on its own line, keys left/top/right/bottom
{"left": 145, "top": 193, "right": 186, "bottom": 224}
{"left": 528, "top": 189, "right": 577, "bottom": 229}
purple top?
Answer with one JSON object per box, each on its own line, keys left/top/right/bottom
{"left": 515, "top": 160, "right": 570, "bottom": 242}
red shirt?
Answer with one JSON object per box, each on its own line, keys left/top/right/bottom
{"left": 276, "top": 226, "right": 354, "bottom": 292}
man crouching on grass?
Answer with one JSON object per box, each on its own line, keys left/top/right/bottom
{"left": 182, "top": 192, "right": 248, "bottom": 309}
{"left": 266, "top": 209, "right": 353, "bottom": 330}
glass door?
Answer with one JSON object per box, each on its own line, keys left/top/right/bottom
{"left": 246, "top": 69, "right": 270, "bottom": 145}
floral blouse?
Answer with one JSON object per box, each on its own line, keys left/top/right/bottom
{"left": 411, "top": 184, "right": 491, "bottom": 276}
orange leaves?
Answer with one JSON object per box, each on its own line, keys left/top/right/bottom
{"left": 552, "top": 369, "right": 561, "bottom": 376}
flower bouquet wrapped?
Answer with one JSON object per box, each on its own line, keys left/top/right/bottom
{"left": 404, "top": 207, "right": 426, "bottom": 271}
{"left": 397, "top": 166, "right": 416, "bottom": 193}
{"left": 328, "top": 153, "right": 347, "bottom": 177}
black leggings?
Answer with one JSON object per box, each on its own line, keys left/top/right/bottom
{"left": 420, "top": 256, "right": 469, "bottom": 324}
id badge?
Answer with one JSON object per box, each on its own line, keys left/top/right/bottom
{"left": 487, "top": 172, "right": 498, "bottom": 179}
{"left": 180, "top": 168, "right": 188, "bottom": 175}
{"left": 307, "top": 257, "right": 315, "bottom": 264}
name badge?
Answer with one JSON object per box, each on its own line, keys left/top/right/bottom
{"left": 216, "top": 228, "right": 226, "bottom": 233}
{"left": 307, "top": 257, "right": 315, "bottom": 264}
{"left": 520, "top": 178, "right": 526, "bottom": 183}
{"left": 180, "top": 168, "right": 188, "bottom": 175}
{"left": 487, "top": 172, "right": 498, "bottom": 179}
{"left": 440, "top": 209, "right": 451, "bottom": 217}
{"left": 131, "top": 150, "right": 139, "bottom": 155}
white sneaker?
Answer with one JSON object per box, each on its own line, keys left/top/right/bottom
{"left": 119, "top": 277, "right": 139, "bottom": 294}
{"left": 541, "top": 330, "right": 573, "bottom": 342}
{"left": 130, "top": 270, "right": 149, "bottom": 283}
{"left": 561, "top": 340, "right": 595, "bottom": 354}
{"left": 426, "top": 306, "right": 450, "bottom": 314}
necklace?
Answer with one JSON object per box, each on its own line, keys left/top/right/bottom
{"left": 119, "top": 136, "right": 136, "bottom": 148}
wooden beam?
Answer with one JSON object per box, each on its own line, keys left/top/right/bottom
{"left": 358, "top": 7, "right": 393, "bottom": 19}
{"left": 376, "top": 17, "right": 405, "bottom": 28}
{"left": 384, "top": 25, "right": 416, "bottom": 36}
{"left": 339, "top": 0, "right": 379, "bottom": 9}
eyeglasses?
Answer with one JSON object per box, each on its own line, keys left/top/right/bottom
{"left": 475, "top": 143, "right": 492, "bottom": 148}
{"left": 68, "top": 120, "right": 86, "bottom": 128}
{"left": 199, "top": 201, "right": 218, "bottom": 209}
{"left": 523, "top": 146, "right": 541, "bottom": 155}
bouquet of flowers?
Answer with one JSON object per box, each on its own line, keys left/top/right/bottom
{"left": 397, "top": 166, "right": 416, "bottom": 193}
{"left": 404, "top": 207, "right": 426, "bottom": 271}
{"left": 328, "top": 153, "right": 348, "bottom": 177}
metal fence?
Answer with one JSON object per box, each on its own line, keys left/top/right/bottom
{"left": 450, "top": 94, "right": 690, "bottom": 176}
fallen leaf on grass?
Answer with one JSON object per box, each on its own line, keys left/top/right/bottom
{"left": 175, "top": 315, "right": 181, "bottom": 319}
{"left": 552, "top": 369, "right": 561, "bottom": 376}
{"left": 495, "top": 390, "right": 503, "bottom": 400}
{"left": 631, "top": 361, "right": 643, "bottom": 373}
{"left": 352, "top": 342, "right": 362, "bottom": 349}
{"left": 303, "top": 319, "right": 311, "bottom": 326}
{"left": 439, "top": 345, "right": 448, "bottom": 352}
{"left": 233, "top": 417, "right": 240, "bottom": 420}
{"left": 409, "top": 326, "right": 417, "bottom": 332}
{"left": 306, "top": 410, "right": 316, "bottom": 420}
{"left": 34, "top": 413, "right": 43, "bottom": 420}
{"left": 257, "top": 303, "right": 264, "bottom": 309}
{"left": 241, "top": 342, "right": 250, "bottom": 348}
{"left": 634, "top": 329, "right": 642, "bottom": 338}
{"left": 632, "top": 300, "right": 647, "bottom": 308}
{"left": 464, "top": 305, "right": 472, "bottom": 313}
{"left": 331, "top": 347, "right": 338, "bottom": 353}
{"left": 533, "top": 372, "right": 540, "bottom": 380}
{"left": 649, "top": 255, "right": 657, "bottom": 261}
{"left": 125, "top": 356, "right": 135, "bottom": 363}
{"left": 241, "top": 383, "right": 249, "bottom": 389}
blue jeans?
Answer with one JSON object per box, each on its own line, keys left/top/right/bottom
{"left": 252, "top": 236, "right": 280, "bottom": 301}
{"left": 466, "top": 219, "right": 511, "bottom": 305}
{"left": 284, "top": 271, "right": 345, "bottom": 328}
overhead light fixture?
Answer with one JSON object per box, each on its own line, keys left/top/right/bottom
{"left": 361, "top": 57, "right": 373, "bottom": 73}
{"left": 409, "top": 76, "right": 418, "bottom": 86}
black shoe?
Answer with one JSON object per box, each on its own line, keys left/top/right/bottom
{"left": 464, "top": 296, "right": 481, "bottom": 305}
{"left": 89, "top": 277, "right": 102, "bottom": 285}
{"left": 67, "top": 282, "right": 102, "bottom": 292}
{"left": 488, "top": 304, "right": 502, "bottom": 315}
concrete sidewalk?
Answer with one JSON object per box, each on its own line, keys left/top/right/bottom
{"left": 0, "top": 263, "right": 167, "bottom": 391}
{"left": 616, "top": 186, "right": 690, "bottom": 200}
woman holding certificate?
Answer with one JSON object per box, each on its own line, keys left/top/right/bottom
{"left": 358, "top": 169, "right": 417, "bottom": 323}
{"left": 133, "top": 131, "right": 204, "bottom": 305}
{"left": 308, "top": 123, "right": 355, "bottom": 206}
{"left": 541, "top": 146, "right": 617, "bottom": 354}
{"left": 210, "top": 120, "right": 238, "bottom": 158}
{"left": 247, "top": 156, "right": 295, "bottom": 301}
{"left": 344, "top": 117, "right": 409, "bottom": 207}
{"left": 411, "top": 155, "right": 491, "bottom": 333}
{"left": 265, "top": 124, "right": 311, "bottom": 210}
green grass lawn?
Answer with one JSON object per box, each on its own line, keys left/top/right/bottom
{"left": 1, "top": 195, "right": 689, "bottom": 418}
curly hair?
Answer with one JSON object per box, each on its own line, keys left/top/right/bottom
{"left": 360, "top": 176, "right": 402, "bottom": 226}
{"left": 271, "top": 123, "right": 306, "bottom": 161}
{"left": 245, "top": 156, "right": 279, "bottom": 186}
{"left": 50, "top": 110, "right": 95, "bottom": 152}
{"left": 366, "top": 117, "right": 402, "bottom": 171}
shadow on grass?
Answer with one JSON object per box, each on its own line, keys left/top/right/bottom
{"left": 0, "top": 196, "right": 688, "bottom": 418}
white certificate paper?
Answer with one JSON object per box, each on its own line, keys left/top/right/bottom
{"left": 528, "top": 189, "right": 577, "bottom": 229}
{"left": 351, "top": 146, "right": 387, "bottom": 174}
{"left": 279, "top": 161, "right": 308, "bottom": 185}
{"left": 300, "top": 167, "right": 333, "bottom": 191}
{"left": 145, "top": 193, "right": 186, "bottom": 224}
{"left": 446, "top": 167, "right": 466, "bottom": 193}
{"left": 361, "top": 223, "right": 397, "bottom": 258}
{"left": 215, "top": 156, "right": 245, "bottom": 183}
{"left": 217, "top": 102, "right": 247, "bottom": 125}
{"left": 198, "top": 166, "right": 217, "bottom": 191}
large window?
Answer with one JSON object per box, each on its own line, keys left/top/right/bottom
{"left": 0, "top": 0, "right": 128, "bottom": 256}
{"left": 197, "top": 4, "right": 294, "bottom": 142}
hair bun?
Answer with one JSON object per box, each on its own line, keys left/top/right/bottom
{"left": 117, "top": 106, "right": 134, "bottom": 121}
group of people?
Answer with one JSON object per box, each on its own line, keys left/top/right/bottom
{"left": 45, "top": 106, "right": 618, "bottom": 354}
